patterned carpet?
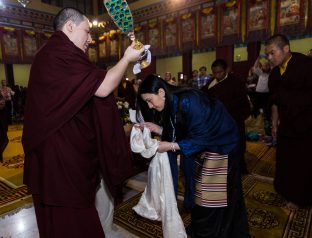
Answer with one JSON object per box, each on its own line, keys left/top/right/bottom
{"left": 114, "top": 175, "right": 312, "bottom": 238}
{"left": 0, "top": 125, "right": 30, "bottom": 216}
{"left": 0, "top": 179, "right": 31, "bottom": 216}
{"left": 114, "top": 141, "right": 312, "bottom": 238}
{"left": 114, "top": 192, "right": 191, "bottom": 238}
{"left": 0, "top": 181, "right": 29, "bottom": 206}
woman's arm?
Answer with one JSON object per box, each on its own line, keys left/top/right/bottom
{"left": 157, "top": 141, "right": 180, "bottom": 153}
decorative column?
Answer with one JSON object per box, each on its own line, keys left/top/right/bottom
{"left": 182, "top": 50, "right": 192, "bottom": 80}
{"left": 216, "top": 45, "right": 234, "bottom": 69}
{"left": 247, "top": 41, "right": 261, "bottom": 68}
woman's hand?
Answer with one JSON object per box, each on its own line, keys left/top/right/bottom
{"left": 157, "top": 141, "right": 171, "bottom": 153}
{"left": 157, "top": 141, "right": 180, "bottom": 153}
{"left": 138, "top": 122, "right": 163, "bottom": 135}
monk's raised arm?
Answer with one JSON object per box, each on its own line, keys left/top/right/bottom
{"left": 95, "top": 42, "right": 144, "bottom": 97}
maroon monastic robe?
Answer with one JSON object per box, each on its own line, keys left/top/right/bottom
{"left": 202, "top": 73, "right": 251, "bottom": 173}
{"left": 22, "top": 31, "right": 132, "bottom": 208}
{"left": 269, "top": 52, "right": 312, "bottom": 206}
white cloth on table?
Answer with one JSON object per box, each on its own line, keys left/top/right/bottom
{"left": 130, "top": 126, "right": 186, "bottom": 238}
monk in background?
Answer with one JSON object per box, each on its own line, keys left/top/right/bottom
{"left": 265, "top": 34, "right": 312, "bottom": 210}
{"left": 22, "top": 7, "right": 144, "bottom": 237}
{"left": 202, "top": 59, "right": 251, "bottom": 175}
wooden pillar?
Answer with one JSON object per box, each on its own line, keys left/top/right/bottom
{"left": 182, "top": 50, "right": 192, "bottom": 79}
{"left": 216, "top": 45, "right": 234, "bottom": 70}
{"left": 4, "top": 64, "right": 14, "bottom": 86}
{"left": 247, "top": 41, "right": 261, "bottom": 68}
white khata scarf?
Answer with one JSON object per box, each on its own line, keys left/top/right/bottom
{"left": 130, "top": 126, "right": 186, "bottom": 238}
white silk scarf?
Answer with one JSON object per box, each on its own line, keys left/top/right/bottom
{"left": 130, "top": 126, "right": 186, "bottom": 238}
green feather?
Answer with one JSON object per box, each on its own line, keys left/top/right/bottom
{"left": 103, "top": 0, "right": 134, "bottom": 33}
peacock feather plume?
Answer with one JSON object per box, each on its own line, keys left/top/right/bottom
{"left": 103, "top": 0, "right": 134, "bottom": 33}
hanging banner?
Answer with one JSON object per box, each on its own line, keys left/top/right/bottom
{"left": 163, "top": 16, "right": 179, "bottom": 55}
{"left": 199, "top": 5, "right": 217, "bottom": 49}
{"left": 39, "top": 32, "right": 52, "bottom": 48}
{"left": 276, "top": 0, "right": 305, "bottom": 36}
{"left": 98, "top": 33, "right": 109, "bottom": 60}
{"left": 87, "top": 41, "right": 98, "bottom": 63}
{"left": 22, "top": 30, "right": 38, "bottom": 63}
{"left": 220, "top": 0, "right": 242, "bottom": 45}
{"left": 0, "top": 27, "right": 21, "bottom": 63}
{"left": 180, "top": 12, "right": 196, "bottom": 51}
{"left": 147, "top": 19, "right": 161, "bottom": 55}
{"left": 134, "top": 24, "right": 146, "bottom": 46}
{"left": 246, "top": 0, "right": 271, "bottom": 43}
{"left": 108, "top": 29, "right": 119, "bottom": 61}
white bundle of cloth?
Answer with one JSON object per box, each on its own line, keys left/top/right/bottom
{"left": 130, "top": 126, "right": 186, "bottom": 238}
{"left": 133, "top": 45, "right": 151, "bottom": 75}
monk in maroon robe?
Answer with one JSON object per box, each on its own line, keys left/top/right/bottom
{"left": 202, "top": 59, "right": 251, "bottom": 175}
{"left": 265, "top": 34, "right": 312, "bottom": 209}
{"left": 22, "top": 7, "right": 144, "bottom": 237}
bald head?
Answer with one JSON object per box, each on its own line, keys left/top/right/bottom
{"left": 53, "top": 7, "right": 86, "bottom": 31}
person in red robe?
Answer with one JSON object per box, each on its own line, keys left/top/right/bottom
{"left": 265, "top": 34, "right": 312, "bottom": 210}
{"left": 22, "top": 7, "right": 144, "bottom": 237}
{"left": 201, "top": 59, "right": 251, "bottom": 175}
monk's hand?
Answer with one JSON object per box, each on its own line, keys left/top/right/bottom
{"left": 123, "top": 41, "right": 145, "bottom": 63}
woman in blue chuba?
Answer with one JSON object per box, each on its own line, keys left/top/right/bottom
{"left": 135, "top": 74, "right": 250, "bottom": 238}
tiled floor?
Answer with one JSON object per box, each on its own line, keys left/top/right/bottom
{"left": 0, "top": 172, "right": 148, "bottom": 238}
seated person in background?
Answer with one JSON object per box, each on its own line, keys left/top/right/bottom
{"left": 198, "top": 66, "right": 212, "bottom": 89}
{"left": 179, "top": 74, "right": 191, "bottom": 87}
{"left": 191, "top": 69, "right": 200, "bottom": 89}
{"left": 164, "top": 72, "right": 177, "bottom": 85}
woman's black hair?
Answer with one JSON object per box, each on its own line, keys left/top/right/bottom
{"left": 136, "top": 74, "right": 210, "bottom": 141}
{"left": 136, "top": 74, "right": 176, "bottom": 126}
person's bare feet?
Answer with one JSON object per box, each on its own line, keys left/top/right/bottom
{"left": 287, "top": 202, "right": 299, "bottom": 211}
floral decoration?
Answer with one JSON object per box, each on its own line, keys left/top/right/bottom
{"left": 117, "top": 100, "right": 131, "bottom": 124}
